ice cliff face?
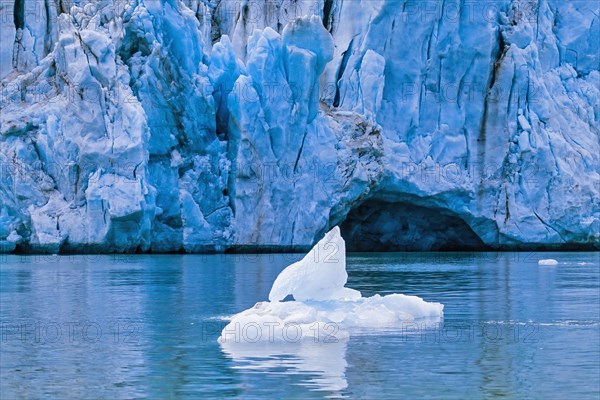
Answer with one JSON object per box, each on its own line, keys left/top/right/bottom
{"left": 1, "top": 0, "right": 598, "bottom": 252}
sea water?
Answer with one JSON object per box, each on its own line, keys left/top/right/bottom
{"left": 1, "top": 252, "right": 598, "bottom": 398}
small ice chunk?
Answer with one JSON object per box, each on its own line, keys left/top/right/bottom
{"left": 518, "top": 114, "right": 532, "bottom": 132}
{"left": 518, "top": 131, "right": 531, "bottom": 152}
{"left": 538, "top": 259, "right": 559, "bottom": 265}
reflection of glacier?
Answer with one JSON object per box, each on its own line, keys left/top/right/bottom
{"left": 221, "top": 340, "right": 349, "bottom": 393}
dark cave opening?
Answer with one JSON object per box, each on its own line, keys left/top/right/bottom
{"left": 340, "top": 200, "right": 488, "bottom": 251}
{"left": 14, "top": 0, "right": 25, "bottom": 29}
{"left": 323, "top": 0, "right": 334, "bottom": 32}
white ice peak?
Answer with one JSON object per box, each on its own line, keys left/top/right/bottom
{"left": 269, "top": 227, "right": 361, "bottom": 302}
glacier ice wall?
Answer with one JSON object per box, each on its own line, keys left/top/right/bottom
{"left": 0, "top": 0, "right": 598, "bottom": 252}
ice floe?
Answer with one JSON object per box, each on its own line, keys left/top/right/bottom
{"left": 219, "top": 227, "right": 443, "bottom": 343}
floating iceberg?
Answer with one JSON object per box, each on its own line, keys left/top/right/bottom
{"left": 538, "top": 259, "right": 559, "bottom": 266}
{"left": 218, "top": 227, "right": 443, "bottom": 343}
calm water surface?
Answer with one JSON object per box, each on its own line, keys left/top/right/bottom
{"left": 1, "top": 252, "right": 599, "bottom": 399}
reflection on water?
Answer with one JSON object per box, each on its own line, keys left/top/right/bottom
{"left": 222, "top": 340, "right": 349, "bottom": 393}
{"left": 0, "top": 252, "right": 598, "bottom": 398}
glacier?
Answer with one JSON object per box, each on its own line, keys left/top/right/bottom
{"left": 0, "top": 0, "right": 599, "bottom": 253}
{"left": 218, "top": 226, "right": 443, "bottom": 343}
